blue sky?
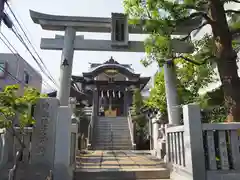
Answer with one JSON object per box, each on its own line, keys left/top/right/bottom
{"left": 0, "top": 0, "right": 158, "bottom": 92}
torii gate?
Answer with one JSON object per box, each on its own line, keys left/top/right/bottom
{"left": 30, "top": 10, "right": 200, "bottom": 124}
{"left": 29, "top": 10, "right": 201, "bottom": 180}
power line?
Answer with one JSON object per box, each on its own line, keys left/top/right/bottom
{"left": 0, "top": 33, "right": 55, "bottom": 91}
{"left": 10, "top": 26, "right": 59, "bottom": 88}
{"left": 0, "top": 63, "right": 52, "bottom": 92}
{"left": 7, "top": 12, "right": 59, "bottom": 87}
{"left": 5, "top": 2, "right": 59, "bottom": 88}
{"left": 0, "top": 62, "right": 43, "bottom": 89}
{"left": 0, "top": 31, "right": 78, "bottom": 95}
{"left": 2, "top": 3, "right": 80, "bottom": 97}
{"left": 0, "top": 32, "right": 54, "bottom": 90}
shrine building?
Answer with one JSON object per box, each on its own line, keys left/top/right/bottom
{"left": 70, "top": 57, "right": 150, "bottom": 117}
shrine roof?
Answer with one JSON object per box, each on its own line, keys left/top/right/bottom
{"left": 83, "top": 57, "right": 139, "bottom": 78}
{"left": 89, "top": 57, "right": 133, "bottom": 70}
{"left": 90, "top": 63, "right": 132, "bottom": 70}
{"left": 71, "top": 75, "right": 150, "bottom": 90}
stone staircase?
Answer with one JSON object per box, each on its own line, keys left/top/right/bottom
{"left": 93, "top": 117, "right": 133, "bottom": 150}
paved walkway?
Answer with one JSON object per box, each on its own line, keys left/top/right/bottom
{"left": 76, "top": 150, "right": 166, "bottom": 170}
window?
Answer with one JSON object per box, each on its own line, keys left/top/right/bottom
{"left": 115, "top": 20, "right": 120, "bottom": 41}
{"left": 23, "top": 71, "right": 30, "bottom": 84}
{"left": 0, "top": 62, "right": 6, "bottom": 78}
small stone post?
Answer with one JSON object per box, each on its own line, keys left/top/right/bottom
{"left": 182, "top": 104, "right": 206, "bottom": 180}
{"left": 152, "top": 117, "right": 159, "bottom": 155}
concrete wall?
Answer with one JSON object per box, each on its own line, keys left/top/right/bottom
{"left": 0, "top": 53, "right": 42, "bottom": 93}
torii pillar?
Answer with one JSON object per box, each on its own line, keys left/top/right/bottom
{"left": 58, "top": 27, "right": 76, "bottom": 106}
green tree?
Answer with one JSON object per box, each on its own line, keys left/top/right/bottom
{"left": 145, "top": 70, "right": 167, "bottom": 115}
{"left": 131, "top": 88, "right": 146, "bottom": 128}
{"left": 145, "top": 41, "right": 216, "bottom": 119}
{"left": 124, "top": 0, "right": 240, "bottom": 121}
{"left": 131, "top": 88, "right": 149, "bottom": 149}
{"left": 0, "top": 85, "right": 45, "bottom": 178}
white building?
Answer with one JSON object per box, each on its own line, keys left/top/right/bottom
{"left": 0, "top": 53, "right": 42, "bottom": 93}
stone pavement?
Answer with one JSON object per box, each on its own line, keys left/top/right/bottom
{"left": 74, "top": 150, "right": 170, "bottom": 180}
{"left": 0, "top": 162, "right": 51, "bottom": 180}
{"left": 76, "top": 150, "right": 166, "bottom": 170}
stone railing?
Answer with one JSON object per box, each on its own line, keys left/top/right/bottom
{"left": 78, "top": 134, "right": 87, "bottom": 151}
{"left": 202, "top": 123, "right": 240, "bottom": 176}
{"left": 0, "top": 127, "right": 34, "bottom": 170}
{"left": 13, "top": 127, "right": 34, "bottom": 163}
{"left": 87, "top": 107, "right": 94, "bottom": 149}
{"left": 128, "top": 109, "right": 136, "bottom": 150}
{"left": 166, "top": 104, "right": 240, "bottom": 180}
{"left": 0, "top": 128, "right": 7, "bottom": 169}
{"left": 166, "top": 125, "right": 185, "bottom": 169}
{"left": 8, "top": 127, "right": 34, "bottom": 180}
{"left": 70, "top": 123, "right": 78, "bottom": 168}
{"left": 157, "top": 124, "right": 167, "bottom": 159}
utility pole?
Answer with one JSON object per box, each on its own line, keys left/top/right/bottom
{"left": 0, "top": 0, "right": 5, "bottom": 25}
{"left": 0, "top": 0, "right": 12, "bottom": 29}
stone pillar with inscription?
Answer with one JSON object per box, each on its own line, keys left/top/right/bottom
{"left": 31, "top": 98, "right": 59, "bottom": 168}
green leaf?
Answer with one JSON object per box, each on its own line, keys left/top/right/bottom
{"left": 0, "top": 85, "right": 43, "bottom": 132}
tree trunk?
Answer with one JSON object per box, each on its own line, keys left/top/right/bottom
{"left": 209, "top": 0, "right": 240, "bottom": 122}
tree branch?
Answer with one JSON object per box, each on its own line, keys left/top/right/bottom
{"left": 231, "top": 28, "right": 240, "bottom": 38}
{"left": 225, "top": 9, "right": 240, "bottom": 14}
{"left": 6, "top": 126, "right": 26, "bottom": 149}
{"left": 178, "top": 21, "right": 209, "bottom": 41}
{"left": 182, "top": 1, "right": 208, "bottom": 11}
{"left": 224, "top": 0, "right": 240, "bottom": 3}
{"left": 192, "top": 21, "right": 209, "bottom": 36}
{"left": 173, "top": 55, "right": 216, "bottom": 65}
{"left": 176, "top": 12, "right": 213, "bottom": 25}
{"left": 146, "top": 8, "right": 152, "bottom": 19}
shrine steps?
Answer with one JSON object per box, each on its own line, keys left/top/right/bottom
{"left": 93, "top": 116, "right": 132, "bottom": 150}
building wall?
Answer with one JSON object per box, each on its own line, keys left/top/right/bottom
{"left": 0, "top": 53, "right": 42, "bottom": 93}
